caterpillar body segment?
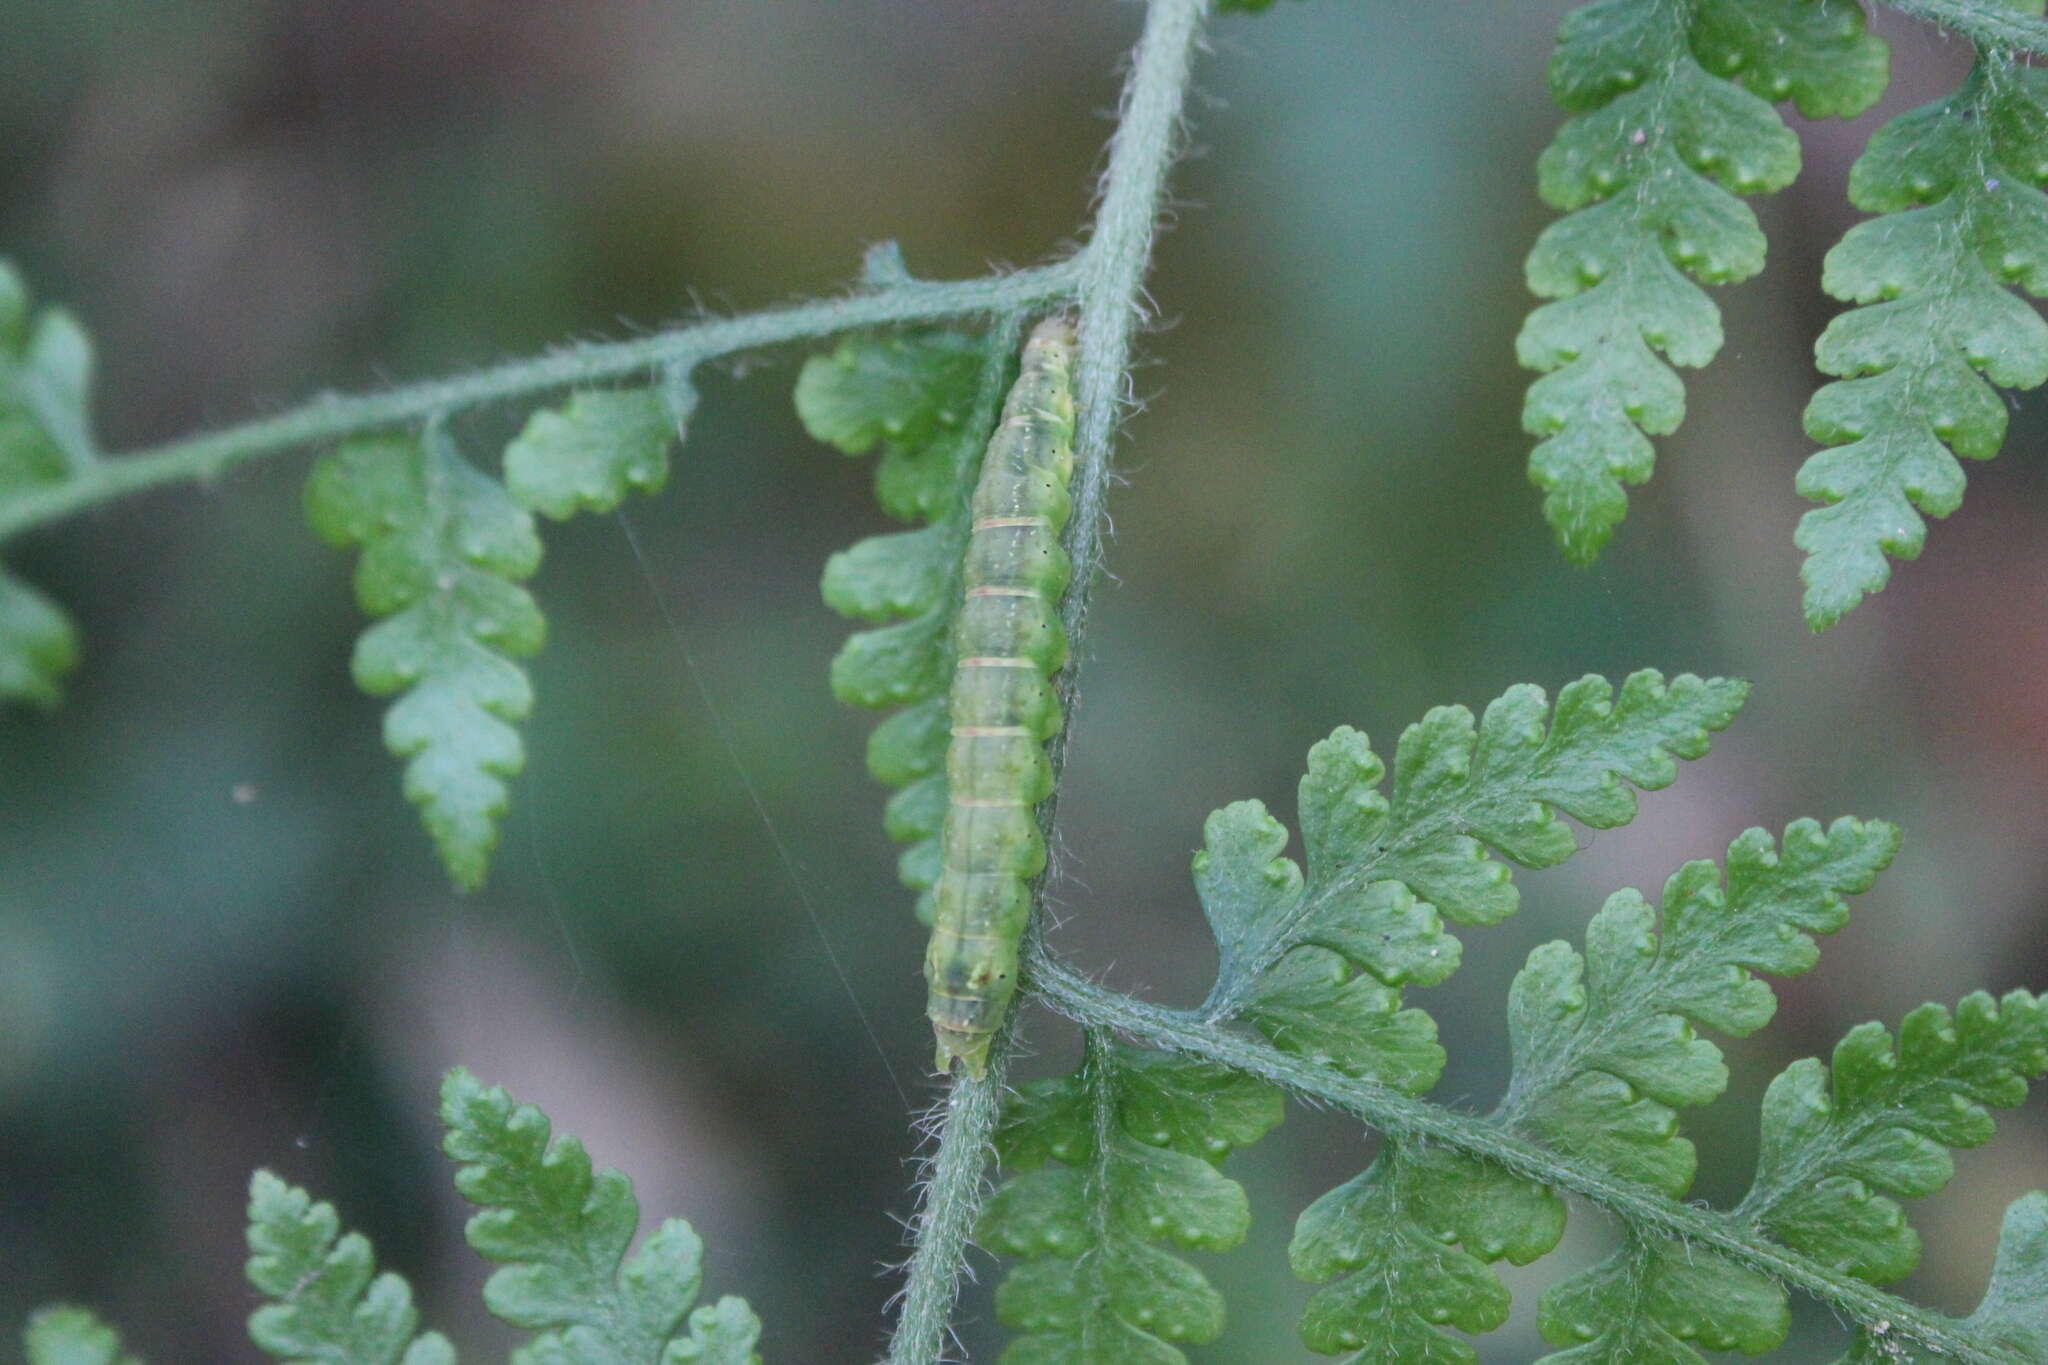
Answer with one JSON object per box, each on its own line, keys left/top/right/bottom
{"left": 927, "top": 316, "right": 1077, "bottom": 1077}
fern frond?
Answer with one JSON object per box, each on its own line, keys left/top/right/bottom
{"left": 1520, "top": 0, "right": 1887, "bottom": 561}
{"left": 503, "top": 384, "right": 683, "bottom": 520}
{"left": 305, "top": 428, "right": 546, "bottom": 891}
{"left": 794, "top": 326, "right": 1015, "bottom": 924}
{"left": 439, "top": 1068, "right": 764, "bottom": 1365}
{"left": 979, "top": 1033, "right": 1284, "bottom": 1365}
{"left": 0, "top": 261, "right": 92, "bottom": 708}
{"left": 1797, "top": 48, "right": 2048, "bottom": 628}
{"left": 21, "top": 1308, "right": 142, "bottom": 1365}
{"left": 244, "top": 1170, "right": 456, "bottom": 1365}
{"left": 1126, "top": 676, "right": 1904, "bottom": 1363}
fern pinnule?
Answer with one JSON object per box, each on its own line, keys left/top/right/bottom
{"left": 0, "top": 260, "right": 96, "bottom": 482}
{"left": 503, "top": 384, "right": 683, "bottom": 521}
{"left": 305, "top": 426, "right": 546, "bottom": 892}
{"left": 1742, "top": 989, "right": 2048, "bottom": 1284}
{"left": 1532, "top": 1228, "right": 1791, "bottom": 1363}
{"left": 978, "top": 1033, "right": 1284, "bottom": 1365}
{"left": 1520, "top": 0, "right": 1887, "bottom": 562}
{"left": 1292, "top": 1142, "right": 1566, "bottom": 1360}
{"left": 439, "top": 1068, "right": 764, "bottom": 1364}
{"left": 1197, "top": 669, "right": 1750, "bottom": 1029}
{"left": 1499, "top": 817, "right": 1901, "bottom": 1192}
{"left": 1798, "top": 47, "right": 2048, "bottom": 628}
{"left": 1499, "top": 818, "right": 1902, "bottom": 1363}
{"left": 0, "top": 570, "right": 76, "bottom": 711}
{"left": 244, "top": 1170, "right": 456, "bottom": 1365}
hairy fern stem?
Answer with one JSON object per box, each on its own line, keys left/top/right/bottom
{"left": 0, "top": 267, "right": 1081, "bottom": 545}
{"left": 886, "top": 1062, "right": 1011, "bottom": 1365}
{"left": 1061, "top": 0, "right": 1209, "bottom": 679}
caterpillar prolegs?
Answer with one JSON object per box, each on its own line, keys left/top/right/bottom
{"left": 925, "top": 316, "right": 1077, "bottom": 1078}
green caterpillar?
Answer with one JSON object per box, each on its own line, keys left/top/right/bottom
{"left": 925, "top": 316, "right": 1076, "bottom": 1078}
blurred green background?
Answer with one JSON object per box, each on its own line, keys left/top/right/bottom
{"left": 2, "top": 3, "right": 2044, "bottom": 1361}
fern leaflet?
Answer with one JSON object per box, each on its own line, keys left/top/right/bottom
{"left": 503, "top": 383, "right": 685, "bottom": 521}
{"left": 1741, "top": 990, "right": 2048, "bottom": 1284}
{"left": 1291, "top": 1143, "right": 1567, "bottom": 1359}
{"left": 305, "top": 427, "right": 545, "bottom": 891}
{"left": 1500, "top": 818, "right": 1899, "bottom": 1191}
{"left": 1498, "top": 818, "right": 1897, "bottom": 1362}
{"left": 1520, "top": 0, "right": 1887, "bottom": 562}
{"left": 0, "top": 261, "right": 95, "bottom": 480}
{"left": 1797, "top": 43, "right": 2048, "bottom": 628}
{"left": 59, "top": 1072, "right": 776, "bottom": 1365}
{"left": 794, "top": 324, "right": 1018, "bottom": 925}
{"left": 245, "top": 1170, "right": 456, "bottom": 1365}
{"left": 440, "top": 1068, "right": 764, "bottom": 1364}
{"left": 0, "top": 261, "right": 91, "bottom": 709}
{"left": 980, "top": 1033, "right": 1284, "bottom": 1364}
{"left": 1198, "top": 669, "right": 1749, "bottom": 1024}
